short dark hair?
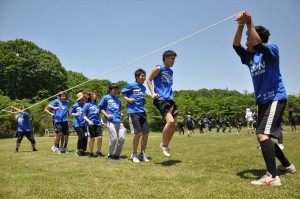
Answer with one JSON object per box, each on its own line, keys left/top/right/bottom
{"left": 255, "top": 26, "right": 270, "bottom": 43}
{"left": 134, "top": 68, "right": 146, "bottom": 81}
{"left": 109, "top": 83, "right": 119, "bottom": 91}
{"left": 162, "top": 50, "right": 177, "bottom": 61}
{"left": 58, "top": 91, "right": 67, "bottom": 98}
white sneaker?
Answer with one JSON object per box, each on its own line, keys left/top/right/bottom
{"left": 160, "top": 143, "right": 170, "bottom": 157}
{"left": 139, "top": 153, "right": 150, "bottom": 162}
{"left": 131, "top": 153, "right": 140, "bottom": 163}
{"left": 278, "top": 144, "right": 284, "bottom": 150}
{"left": 251, "top": 172, "right": 282, "bottom": 186}
{"left": 278, "top": 164, "right": 296, "bottom": 174}
{"left": 51, "top": 146, "right": 61, "bottom": 154}
{"left": 51, "top": 146, "right": 57, "bottom": 152}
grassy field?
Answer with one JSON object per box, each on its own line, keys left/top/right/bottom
{"left": 0, "top": 126, "right": 299, "bottom": 199}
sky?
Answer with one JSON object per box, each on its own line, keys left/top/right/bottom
{"left": 1, "top": 0, "right": 300, "bottom": 95}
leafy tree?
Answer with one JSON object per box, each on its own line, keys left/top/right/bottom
{"left": 0, "top": 39, "right": 68, "bottom": 100}
{"left": 66, "top": 70, "right": 89, "bottom": 88}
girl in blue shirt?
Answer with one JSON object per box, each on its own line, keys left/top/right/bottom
{"left": 70, "top": 92, "right": 88, "bottom": 156}
{"left": 44, "top": 92, "right": 69, "bottom": 154}
{"left": 82, "top": 91, "right": 105, "bottom": 158}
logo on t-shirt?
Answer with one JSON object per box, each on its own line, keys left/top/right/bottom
{"left": 132, "top": 89, "right": 144, "bottom": 99}
{"left": 89, "top": 105, "right": 99, "bottom": 114}
{"left": 107, "top": 99, "right": 119, "bottom": 109}
{"left": 250, "top": 60, "right": 266, "bottom": 77}
{"left": 161, "top": 72, "right": 173, "bottom": 83}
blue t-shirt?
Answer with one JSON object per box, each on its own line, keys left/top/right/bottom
{"left": 82, "top": 102, "right": 101, "bottom": 126}
{"left": 243, "top": 44, "right": 287, "bottom": 104}
{"left": 70, "top": 102, "right": 86, "bottom": 127}
{"left": 121, "top": 82, "right": 146, "bottom": 114}
{"left": 17, "top": 112, "right": 31, "bottom": 132}
{"left": 153, "top": 64, "right": 173, "bottom": 100}
{"left": 50, "top": 99, "right": 69, "bottom": 122}
{"left": 99, "top": 94, "right": 122, "bottom": 123}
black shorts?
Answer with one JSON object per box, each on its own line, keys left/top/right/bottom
{"left": 16, "top": 131, "right": 36, "bottom": 144}
{"left": 187, "top": 123, "right": 193, "bottom": 130}
{"left": 130, "top": 112, "right": 149, "bottom": 134}
{"left": 54, "top": 121, "right": 69, "bottom": 135}
{"left": 88, "top": 125, "right": 102, "bottom": 138}
{"left": 256, "top": 100, "right": 286, "bottom": 139}
{"left": 153, "top": 99, "right": 178, "bottom": 118}
{"left": 289, "top": 119, "right": 296, "bottom": 126}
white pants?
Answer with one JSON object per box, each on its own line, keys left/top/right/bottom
{"left": 107, "top": 122, "right": 126, "bottom": 156}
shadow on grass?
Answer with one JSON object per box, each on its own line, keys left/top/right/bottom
{"left": 236, "top": 169, "right": 266, "bottom": 179}
{"left": 237, "top": 168, "right": 285, "bottom": 179}
{"left": 15, "top": 150, "right": 36, "bottom": 153}
{"left": 155, "top": 159, "right": 182, "bottom": 166}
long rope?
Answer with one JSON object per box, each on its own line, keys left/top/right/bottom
{"left": 2, "top": 11, "right": 242, "bottom": 112}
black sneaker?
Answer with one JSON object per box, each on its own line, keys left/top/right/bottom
{"left": 96, "top": 151, "right": 105, "bottom": 157}
{"left": 107, "top": 155, "right": 114, "bottom": 160}
{"left": 76, "top": 151, "right": 84, "bottom": 157}
{"left": 113, "top": 155, "right": 121, "bottom": 160}
{"left": 89, "top": 153, "right": 97, "bottom": 158}
{"left": 32, "top": 148, "right": 38, "bottom": 152}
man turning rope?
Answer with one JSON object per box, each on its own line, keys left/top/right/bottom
{"left": 233, "top": 11, "right": 296, "bottom": 186}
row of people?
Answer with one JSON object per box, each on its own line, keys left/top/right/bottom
{"left": 42, "top": 50, "right": 178, "bottom": 162}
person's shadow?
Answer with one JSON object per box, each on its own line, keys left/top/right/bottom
{"left": 155, "top": 159, "right": 182, "bottom": 166}
{"left": 236, "top": 168, "right": 284, "bottom": 179}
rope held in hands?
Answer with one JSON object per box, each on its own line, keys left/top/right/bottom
{"left": 2, "top": 11, "right": 242, "bottom": 113}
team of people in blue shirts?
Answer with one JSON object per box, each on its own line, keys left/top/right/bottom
{"left": 13, "top": 11, "right": 296, "bottom": 186}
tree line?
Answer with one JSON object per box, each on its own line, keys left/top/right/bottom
{"left": 1, "top": 39, "right": 299, "bottom": 137}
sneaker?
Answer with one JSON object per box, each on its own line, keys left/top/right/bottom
{"left": 107, "top": 155, "right": 114, "bottom": 161}
{"left": 88, "top": 153, "right": 97, "bottom": 158}
{"left": 139, "top": 153, "right": 150, "bottom": 162}
{"left": 131, "top": 153, "right": 140, "bottom": 163}
{"left": 113, "top": 155, "right": 122, "bottom": 160}
{"left": 51, "top": 146, "right": 56, "bottom": 152}
{"left": 160, "top": 143, "right": 171, "bottom": 157}
{"left": 278, "top": 164, "right": 296, "bottom": 174}
{"left": 64, "top": 148, "right": 69, "bottom": 153}
{"left": 59, "top": 147, "right": 65, "bottom": 153}
{"left": 32, "top": 148, "right": 38, "bottom": 152}
{"left": 251, "top": 172, "right": 282, "bottom": 186}
{"left": 278, "top": 144, "right": 284, "bottom": 150}
{"left": 51, "top": 146, "right": 61, "bottom": 154}
{"left": 96, "top": 151, "right": 105, "bottom": 158}
{"left": 76, "top": 151, "right": 84, "bottom": 157}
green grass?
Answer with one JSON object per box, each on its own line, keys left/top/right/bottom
{"left": 0, "top": 126, "right": 299, "bottom": 199}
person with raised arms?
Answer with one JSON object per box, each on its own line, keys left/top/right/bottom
{"left": 233, "top": 11, "right": 296, "bottom": 186}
